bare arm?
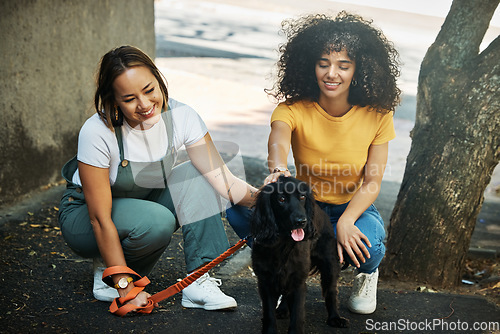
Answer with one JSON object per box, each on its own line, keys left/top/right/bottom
{"left": 186, "top": 133, "right": 258, "bottom": 207}
{"left": 78, "top": 162, "right": 125, "bottom": 268}
{"left": 335, "top": 142, "right": 388, "bottom": 267}
{"left": 78, "top": 162, "right": 150, "bottom": 305}
{"left": 265, "top": 120, "right": 293, "bottom": 183}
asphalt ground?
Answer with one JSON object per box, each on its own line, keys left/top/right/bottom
{"left": 0, "top": 156, "right": 499, "bottom": 334}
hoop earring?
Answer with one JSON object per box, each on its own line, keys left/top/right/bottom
{"left": 351, "top": 79, "right": 358, "bottom": 87}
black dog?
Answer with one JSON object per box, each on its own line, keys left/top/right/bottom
{"left": 251, "top": 175, "right": 349, "bottom": 334}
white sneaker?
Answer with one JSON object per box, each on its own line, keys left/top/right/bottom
{"left": 92, "top": 258, "right": 119, "bottom": 302}
{"left": 348, "top": 268, "right": 378, "bottom": 314}
{"left": 181, "top": 273, "right": 237, "bottom": 310}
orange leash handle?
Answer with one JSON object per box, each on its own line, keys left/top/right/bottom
{"left": 102, "top": 266, "right": 153, "bottom": 316}
{"left": 103, "top": 238, "right": 248, "bottom": 316}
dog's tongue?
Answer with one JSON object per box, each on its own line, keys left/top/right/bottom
{"left": 291, "top": 228, "right": 305, "bottom": 242}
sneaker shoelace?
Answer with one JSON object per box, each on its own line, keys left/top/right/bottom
{"left": 196, "top": 274, "right": 223, "bottom": 292}
{"left": 353, "top": 273, "right": 375, "bottom": 298}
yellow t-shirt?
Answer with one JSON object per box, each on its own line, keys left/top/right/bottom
{"left": 271, "top": 100, "right": 396, "bottom": 204}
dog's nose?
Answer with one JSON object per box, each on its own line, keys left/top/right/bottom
{"left": 294, "top": 217, "right": 307, "bottom": 227}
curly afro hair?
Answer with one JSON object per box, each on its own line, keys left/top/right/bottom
{"left": 267, "top": 11, "right": 401, "bottom": 113}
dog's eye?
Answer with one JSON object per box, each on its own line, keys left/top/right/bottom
{"left": 278, "top": 196, "right": 286, "bottom": 203}
{"left": 299, "top": 195, "right": 306, "bottom": 201}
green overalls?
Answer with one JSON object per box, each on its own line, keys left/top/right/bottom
{"left": 59, "top": 109, "right": 230, "bottom": 276}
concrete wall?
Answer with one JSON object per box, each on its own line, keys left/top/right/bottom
{"left": 0, "top": 0, "right": 155, "bottom": 208}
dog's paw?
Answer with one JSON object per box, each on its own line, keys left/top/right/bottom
{"left": 327, "top": 316, "right": 349, "bottom": 328}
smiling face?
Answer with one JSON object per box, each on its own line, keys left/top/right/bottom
{"left": 315, "top": 49, "right": 356, "bottom": 106}
{"left": 113, "top": 66, "right": 163, "bottom": 129}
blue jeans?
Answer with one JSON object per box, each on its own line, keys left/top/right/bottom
{"left": 316, "top": 202, "right": 386, "bottom": 274}
{"left": 226, "top": 202, "right": 385, "bottom": 274}
{"left": 225, "top": 204, "right": 254, "bottom": 248}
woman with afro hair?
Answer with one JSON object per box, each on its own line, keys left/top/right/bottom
{"left": 227, "top": 11, "right": 401, "bottom": 315}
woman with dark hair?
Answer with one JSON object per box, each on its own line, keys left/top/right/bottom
{"left": 59, "top": 45, "right": 257, "bottom": 311}
{"left": 227, "top": 11, "right": 400, "bottom": 314}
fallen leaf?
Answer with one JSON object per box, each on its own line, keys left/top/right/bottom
{"left": 416, "top": 286, "right": 438, "bottom": 293}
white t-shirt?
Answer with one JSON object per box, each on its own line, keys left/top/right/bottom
{"left": 72, "top": 98, "right": 207, "bottom": 186}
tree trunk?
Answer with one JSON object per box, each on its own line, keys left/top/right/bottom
{"left": 382, "top": 0, "right": 500, "bottom": 288}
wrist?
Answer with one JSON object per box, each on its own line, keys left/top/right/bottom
{"left": 271, "top": 166, "right": 289, "bottom": 174}
{"left": 117, "top": 282, "right": 136, "bottom": 298}
{"left": 337, "top": 217, "right": 355, "bottom": 226}
{"left": 102, "top": 266, "right": 148, "bottom": 300}
{"left": 114, "top": 276, "right": 133, "bottom": 289}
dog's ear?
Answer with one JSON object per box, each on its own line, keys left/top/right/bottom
{"left": 250, "top": 184, "right": 279, "bottom": 242}
{"left": 304, "top": 185, "right": 317, "bottom": 237}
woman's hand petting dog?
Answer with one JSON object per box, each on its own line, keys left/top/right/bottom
{"left": 264, "top": 170, "right": 292, "bottom": 185}
{"left": 251, "top": 175, "right": 349, "bottom": 333}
